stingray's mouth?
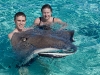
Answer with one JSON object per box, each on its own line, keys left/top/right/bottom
{"left": 18, "top": 48, "right": 76, "bottom": 67}
{"left": 36, "top": 48, "right": 76, "bottom": 58}
{"left": 38, "top": 52, "right": 74, "bottom": 58}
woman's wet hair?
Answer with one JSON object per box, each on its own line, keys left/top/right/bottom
{"left": 41, "top": 4, "right": 52, "bottom": 12}
{"left": 14, "top": 12, "right": 26, "bottom": 20}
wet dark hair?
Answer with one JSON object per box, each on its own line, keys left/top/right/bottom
{"left": 14, "top": 12, "right": 26, "bottom": 20}
{"left": 41, "top": 4, "right": 52, "bottom": 12}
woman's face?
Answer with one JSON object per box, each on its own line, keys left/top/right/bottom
{"left": 42, "top": 8, "right": 52, "bottom": 20}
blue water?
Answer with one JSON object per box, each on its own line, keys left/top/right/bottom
{"left": 0, "top": 0, "right": 100, "bottom": 75}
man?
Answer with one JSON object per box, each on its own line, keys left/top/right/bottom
{"left": 8, "top": 12, "right": 30, "bottom": 75}
{"left": 8, "top": 12, "right": 27, "bottom": 40}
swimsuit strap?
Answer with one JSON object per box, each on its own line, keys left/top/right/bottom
{"left": 39, "top": 17, "right": 42, "bottom": 26}
{"left": 39, "top": 17, "right": 55, "bottom": 25}
{"left": 53, "top": 17, "right": 55, "bottom": 22}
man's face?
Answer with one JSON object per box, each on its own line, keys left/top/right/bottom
{"left": 14, "top": 16, "right": 26, "bottom": 30}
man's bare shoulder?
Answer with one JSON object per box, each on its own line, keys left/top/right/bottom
{"left": 8, "top": 32, "right": 13, "bottom": 40}
{"left": 8, "top": 29, "right": 17, "bottom": 40}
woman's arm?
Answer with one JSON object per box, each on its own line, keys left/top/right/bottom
{"left": 54, "top": 18, "right": 67, "bottom": 30}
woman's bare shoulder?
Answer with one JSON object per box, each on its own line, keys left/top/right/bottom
{"left": 34, "top": 17, "right": 40, "bottom": 25}
{"left": 54, "top": 18, "right": 62, "bottom": 23}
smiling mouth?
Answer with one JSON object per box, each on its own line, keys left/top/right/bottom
{"left": 19, "top": 25, "right": 23, "bottom": 27}
{"left": 33, "top": 48, "right": 76, "bottom": 58}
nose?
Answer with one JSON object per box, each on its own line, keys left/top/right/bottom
{"left": 45, "top": 12, "right": 48, "bottom": 15}
{"left": 20, "top": 21, "right": 23, "bottom": 25}
{"left": 44, "top": 12, "right": 48, "bottom": 16}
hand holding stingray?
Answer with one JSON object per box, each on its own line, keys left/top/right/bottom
{"left": 11, "top": 28, "right": 77, "bottom": 67}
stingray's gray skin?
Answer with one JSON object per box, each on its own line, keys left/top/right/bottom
{"left": 11, "top": 28, "right": 77, "bottom": 67}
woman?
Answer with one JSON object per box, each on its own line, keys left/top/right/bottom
{"left": 34, "top": 4, "right": 67, "bottom": 30}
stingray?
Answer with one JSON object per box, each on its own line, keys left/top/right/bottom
{"left": 11, "top": 28, "right": 77, "bottom": 67}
